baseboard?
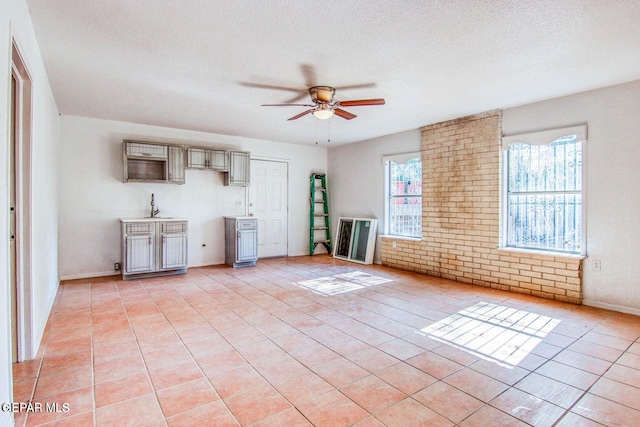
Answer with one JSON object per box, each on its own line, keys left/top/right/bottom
{"left": 30, "top": 284, "right": 59, "bottom": 359}
{"left": 59, "top": 271, "right": 119, "bottom": 281}
{"left": 582, "top": 299, "right": 640, "bottom": 316}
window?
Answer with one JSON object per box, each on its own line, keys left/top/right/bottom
{"left": 384, "top": 153, "right": 422, "bottom": 238}
{"left": 502, "top": 126, "right": 586, "bottom": 254}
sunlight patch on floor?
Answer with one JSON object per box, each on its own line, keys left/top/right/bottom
{"left": 297, "top": 271, "right": 393, "bottom": 296}
{"left": 418, "top": 302, "right": 561, "bottom": 368}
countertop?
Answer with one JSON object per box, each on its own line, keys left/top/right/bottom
{"left": 224, "top": 216, "right": 257, "bottom": 220}
{"left": 120, "top": 217, "right": 188, "bottom": 222}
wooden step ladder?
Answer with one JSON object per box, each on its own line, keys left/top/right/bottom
{"left": 309, "top": 172, "right": 331, "bottom": 255}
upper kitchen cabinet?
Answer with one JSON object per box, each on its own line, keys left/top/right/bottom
{"left": 225, "top": 151, "right": 250, "bottom": 187}
{"left": 186, "top": 147, "right": 229, "bottom": 171}
{"left": 123, "top": 140, "right": 185, "bottom": 184}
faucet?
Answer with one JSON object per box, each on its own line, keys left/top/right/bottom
{"left": 150, "top": 193, "right": 160, "bottom": 218}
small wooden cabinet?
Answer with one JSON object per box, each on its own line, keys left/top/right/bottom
{"left": 225, "top": 216, "right": 258, "bottom": 267}
{"left": 120, "top": 218, "right": 188, "bottom": 279}
{"left": 123, "top": 140, "right": 185, "bottom": 184}
{"left": 186, "top": 147, "right": 229, "bottom": 171}
{"left": 225, "top": 151, "right": 250, "bottom": 187}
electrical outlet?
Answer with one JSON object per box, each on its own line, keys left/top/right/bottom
{"left": 114, "top": 262, "right": 121, "bottom": 271}
{"left": 392, "top": 241, "right": 397, "bottom": 248}
{"left": 592, "top": 259, "right": 601, "bottom": 271}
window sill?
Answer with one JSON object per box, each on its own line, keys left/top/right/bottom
{"left": 381, "top": 235, "right": 422, "bottom": 242}
{"left": 498, "top": 246, "right": 586, "bottom": 260}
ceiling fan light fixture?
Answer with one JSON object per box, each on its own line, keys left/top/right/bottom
{"left": 312, "top": 107, "right": 334, "bottom": 120}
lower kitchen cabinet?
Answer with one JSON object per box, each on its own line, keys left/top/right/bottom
{"left": 225, "top": 216, "right": 258, "bottom": 267}
{"left": 120, "top": 218, "right": 188, "bottom": 279}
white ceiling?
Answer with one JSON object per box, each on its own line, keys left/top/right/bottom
{"left": 26, "top": 0, "right": 640, "bottom": 147}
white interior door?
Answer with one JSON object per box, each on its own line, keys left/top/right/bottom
{"left": 11, "top": 43, "right": 34, "bottom": 362}
{"left": 248, "top": 159, "right": 288, "bottom": 258}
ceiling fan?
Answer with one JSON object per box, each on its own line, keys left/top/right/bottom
{"left": 261, "top": 85, "right": 385, "bottom": 121}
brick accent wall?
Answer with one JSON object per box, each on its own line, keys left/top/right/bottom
{"left": 381, "top": 111, "right": 583, "bottom": 304}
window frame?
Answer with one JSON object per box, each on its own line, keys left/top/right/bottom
{"left": 500, "top": 125, "right": 587, "bottom": 256}
{"left": 383, "top": 152, "right": 422, "bottom": 239}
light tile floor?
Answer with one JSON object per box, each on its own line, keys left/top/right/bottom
{"left": 12, "top": 255, "right": 640, "bottom": 426}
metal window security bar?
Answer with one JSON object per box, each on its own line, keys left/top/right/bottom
{"left": 309, "top": 172, "right": 331, "bottom": 255}
{"left": 506, "top": 136, "right": 583, "bottom": 253}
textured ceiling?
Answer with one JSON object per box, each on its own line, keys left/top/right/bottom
{"left": 26, "top": 0, "right": 640, "bottom": 146}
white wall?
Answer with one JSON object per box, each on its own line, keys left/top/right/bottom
{"left": 503, "top": 79, "right": 640, "bottom": 315}
{"left": 328, "top": 129, "right": 421, "bottom": 263}
{"left": 58, "top": 115, "right": 327, "bottom": 279}
{"left": 1, "top": 0, "right": 60, "bottom": 424}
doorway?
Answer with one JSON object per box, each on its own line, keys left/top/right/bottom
{"left": 248, "top": 159, "right": 288, "bottom": 258}
{"left": 10, "top": 42, "right": 33, "bottom": 363}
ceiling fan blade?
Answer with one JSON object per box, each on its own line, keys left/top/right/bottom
{"left": 300, "top": 64, "right": 317, "bottom": 87}
{"left": 262, "top": 103, "right": 315, "bottom": 107}
{"left": 287, "top": 109, "right": 314, "bottom": 121}
{"left": 337, "top": 98, "right": 386, "bottom": 107}
{"left": 240, "top": 82, "right": 303, "bottom": 92}
{"left": 334, "top": 108, "right": 357, "bottom": 120}
{"left": 334, "top": 83, "right": 376, "bottom": 91}
{"left": 282, "top": 92, "right": 310, "bottom": 103}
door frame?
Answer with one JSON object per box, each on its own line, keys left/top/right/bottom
{"left": 10, "top": 40, "right": 34, "bottom": 362}
{"left": 248, "top": 156, "right": 290, "bottom": 258}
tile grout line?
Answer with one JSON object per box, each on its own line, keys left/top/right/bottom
{"left": 116, "top": 278, "right": 169, "bottom": 427}
{"left": 170, "top": 268, "right": 372, "bottom": 424}
{"left": 551, "top": 331, "right": 640, "bottom": 426}
{"left": 191, "top": 268, "right": 453, "bottom": 426}
{"left": 90, "top": 282, "right": 97, "bottom": 427}
{"left": 183, "top": 270, "right": 320, "bottom": 425}
{"left": 148, "top": 276, "right": 243, "bottom": 426}
{"left": 17, "top": 259, "right": 640, "bottom": 426}
{"left": 21, "top": 286, "right": 65, "bottom": 427}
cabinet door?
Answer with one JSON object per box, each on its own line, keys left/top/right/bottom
{"left": 186, "top": 147, "right": 207, "bottom": 169}
{"left": 168, "top": 146, "right": 185, "bottom": 184}
{"left": 208, "top": 149, "right": 229, "bottom": 171}
{"left": 125, "top": 141, "right": 167, "bottom": 159}
{"left": 125, "top": 234, "right": 155, "bottom": 273}
{"left": 237, "top": 229, "right": 258, "bottom": 262}
{"left": 226, "top": 151, "right": 250, "bottom": 186}
{"left": 161, "top": 232, "right": 188, "bottom": 269}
